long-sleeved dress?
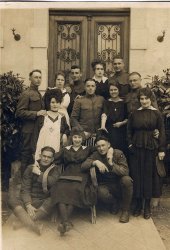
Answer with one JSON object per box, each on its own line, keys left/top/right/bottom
{"left": 127, "top": 107, "right": 166, "bottom": 198}
{"left": 50, "top": 146, "right": 97, "bottom": 208}
{"left": 103, "top": 99, "right": 128, "bottom": 155}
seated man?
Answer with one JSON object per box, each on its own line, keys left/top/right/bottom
{"left": 8, "top": 146, "right": 61, "bottom": 235}
{"left": 81, "top": 131, "right": 133, "bottom": 223}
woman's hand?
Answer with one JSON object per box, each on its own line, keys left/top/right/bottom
{"left": 158, "top": 152, "right": 165, "bottom": 161}
{"left": 84, "top": 131, "right": 91, "bottom": 139}
{"left": 62, "top": 134, "right": 68, "bottom": 147}
{"left": 32, "top": 165, "right": 41, "bottom": 176}
{"left": 113, "top": 122, "right": 123, "bottom": 128}
{"left": 98, "top": 127, "right": 108, "bottom": 133}
{"left": 153, "top": 129, "right": 159, "bottom": 139}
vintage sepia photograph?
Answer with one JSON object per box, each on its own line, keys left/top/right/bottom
{"left": 1, "top": 1, "right": 170, "bottom": 249}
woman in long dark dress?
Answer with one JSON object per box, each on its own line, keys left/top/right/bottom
{"left": 101, "top": 82, "right": 128, "bottom": 156}
{"left": 50, "top": 128, "right": 96, "bottom": 236}
{"left": 127, "top": 87, "right": 166, "bottom": 219}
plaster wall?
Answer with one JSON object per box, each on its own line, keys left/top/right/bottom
{"left": 130, "top": 8, "right": 170, "bottom": 84}
{"left": 0, "top": 6, "right": 170, "bottom": 90}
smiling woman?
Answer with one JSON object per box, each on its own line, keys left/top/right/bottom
{"left": 127, "top": 87, "right": 166, "bottom": 220}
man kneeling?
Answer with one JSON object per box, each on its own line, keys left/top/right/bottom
{"left": 81, "top": 131, "right": 133, "bottom": 223}
{"left": 8, "top": 146, "right": 61, "bottom": 235}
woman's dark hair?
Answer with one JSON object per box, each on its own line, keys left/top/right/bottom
{"left": 91, "top": 59, "right": 106, "bottom": 71}
{"left": 54, "top": 72, "right": 65, "bottom": 82}
{"left": 44, "top": 89, "right": 63, "bottom": 110}
{"left": 109, "top": 81, "right": 121, "bottom": 93}
{"left": 137, "top": 87, "right": 154, "bottom": 102}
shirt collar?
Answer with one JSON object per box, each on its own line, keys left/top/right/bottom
{"left": 93, "top": 75, "right": 108, "bottom": 83}
{"left": 138, "top": 106, "right": 157, "bottom": 110}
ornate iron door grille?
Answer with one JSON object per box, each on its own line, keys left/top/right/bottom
{"left": 97, "top": 23, "right": 121, "bottom": 77}
{"left": 56, "top": 22, "right": 81, "bottom": 78}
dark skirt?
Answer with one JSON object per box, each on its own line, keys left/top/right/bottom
{"left": 107, "top": 125, "right": 128, "bottom": 157}
{"left": 50, "top": 173, "right": 97, "bottom": 208}
{"left": 129, "top": 147, "right": 161, "bottom": 198}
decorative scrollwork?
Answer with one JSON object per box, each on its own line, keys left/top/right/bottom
{"left": 58, "top": 23, "right": 80, "bottom": 41}
{"left": 98, "top": 24, "right": 121, "bottom": 41}
{"left": 57, "top": 47, "right": 80, "bottom": 64}
{"left": 97, "top": 48, "right": 117, "bottom": 63}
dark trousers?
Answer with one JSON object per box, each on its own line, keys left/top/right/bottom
{"left": 20, "top": 132, "right": 34, "bottom": 175}
{"left": 97, "top": 176, "right": 133, "bottom": 211}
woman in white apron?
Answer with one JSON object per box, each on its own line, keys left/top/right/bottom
{"left": 32, "top": 89, "right": 70, "bottom": 161}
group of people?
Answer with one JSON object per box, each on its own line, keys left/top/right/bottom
{"left": 8, "top": 57, "right": 166, "bottom": 237}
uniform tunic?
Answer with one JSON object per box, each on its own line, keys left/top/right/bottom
{"left": 50, "top": 146, "right": 97, "bottom": 208}
{"left": 103, "top": 99, "right": 128, "bottom": 155}
{"left": 71, "top": 94, "right": 104, "bottom": 134}
{"left": 127, "top": 107, "right": 166, "bottom": 198}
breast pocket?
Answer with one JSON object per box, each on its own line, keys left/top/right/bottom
{"left": 29, "top": 96, "right": 41, "bottom": 110}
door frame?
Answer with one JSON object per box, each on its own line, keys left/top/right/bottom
{"left": 48, "top": 8, "right": 130, "bottom": 85}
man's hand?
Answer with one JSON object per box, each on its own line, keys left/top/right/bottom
{"left": 37, "top": 110, "right": 47, "bottom": 116}
{"left": 26, "top": 204, "right": 37, "bottom": 220}
{"left": 75, "top": 95, "right": 83, "bottom": 100}
{"left": 65, "top": 86, "right": 72, "bottom": 94}
{"left": 93, "top": 160, "right": 109, "bottom": 173}
{"left": 32, "top": 165, "right": 41, "bottom": 176}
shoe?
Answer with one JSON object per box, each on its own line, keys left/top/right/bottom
{"left": 133, "top": 208, "right": 142, "bottom": 217}
{"left": 32, "top": 223, "right": 43, "bottom": 236}
{"left": 12, "top": 221, "right": 23, "bottom": 230}
{"left": 34, "top": 223, "right": 43, "bottom": 236}
{"left": 144, "top": 199, "right": 151, "bottom": 220}
{"left": 144, "top": 208, "right": 151, "bottom": 219}
{"left": 119, "top": 211, "right": 129, "bottom": 223}
{"left": 110, "top": 201, "right": 119, "bottom": 215}
{"left": 57, "top": 223, "right": 66, "bottom": 236}
{"left": 64, "top": 221, "right": 73, "bottom": 232}
{"left": 110, "top": 205, "right": 119, "bottom": 215}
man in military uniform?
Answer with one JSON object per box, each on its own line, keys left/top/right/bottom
{"left": 16, "top": 69, "right": 46, "bottom": 175}
{"left": 109, "top": 57, "right": 130, "bottom": 98}
{"left": 81, "top": 132, "right": 133, "bottom": 223}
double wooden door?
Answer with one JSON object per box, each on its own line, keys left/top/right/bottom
{"left": 48, "top": 10, "right": 130, "bottom": 86}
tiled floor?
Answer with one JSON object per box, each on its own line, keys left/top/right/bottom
{"left": 2, "top": 208, "right": 166, "bottom": 250}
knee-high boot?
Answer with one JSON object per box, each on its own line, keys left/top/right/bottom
{"left": 13, "top": 206, "right": 42, "bottom": 235}
{"left": 144, "top": 198, "right": 151, "bottom": 219}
